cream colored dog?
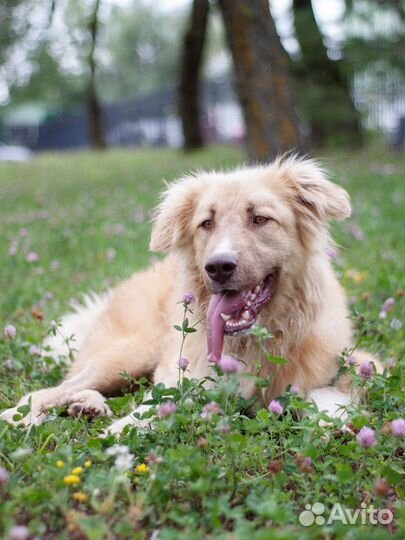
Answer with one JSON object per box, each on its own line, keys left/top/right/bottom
{"left": 1, "top": 156, "right": 377, "bottom": 434}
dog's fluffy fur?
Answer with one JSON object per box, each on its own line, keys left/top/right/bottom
{"left": 1, "top": 156, "right": 379, "bottom": 433}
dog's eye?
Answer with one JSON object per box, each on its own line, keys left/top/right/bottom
{"left": 253, "top": 215, "right": 271, "bottom": 225}
{"left": 200, "top": 219, "right": 213, "bottom": 230}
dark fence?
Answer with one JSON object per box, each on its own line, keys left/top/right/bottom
{"left": 4, "top": 80, "right": 243, "bottom": 151}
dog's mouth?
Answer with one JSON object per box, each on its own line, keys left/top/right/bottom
{"left": 207, "top": 270, "right": 278, "bottom": 363}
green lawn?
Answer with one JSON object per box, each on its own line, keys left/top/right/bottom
{"left": 0, "top": 144, "right": 404, "bottom": 540}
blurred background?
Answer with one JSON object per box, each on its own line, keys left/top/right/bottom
{"left": 0, "top": 0, "right": 404, "bottom": 161}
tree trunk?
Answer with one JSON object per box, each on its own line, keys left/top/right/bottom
{"left": 178, "top": 0, "right": 209, "bottom": 150}
{"left": 218, "top": 0, "right": 304, "bottom": 161}
{"left": 293, "top": 0, "right": 362, "bottom": 147}
{"left": 87, "top": 0, "right": 106, "bottom": 149}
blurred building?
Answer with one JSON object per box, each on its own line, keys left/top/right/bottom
{"left": 2, "top": 80, "right": 244, "bottom": 151}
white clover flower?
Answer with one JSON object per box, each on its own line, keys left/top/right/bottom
{"left": 114, "top": 453, "right": 134, "bottom": 471}
{"left": 106, "top": 444, "right": 130, "bottom": 457}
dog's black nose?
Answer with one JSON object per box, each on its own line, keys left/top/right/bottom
{"left": 205, "top": 254, "right": 237, "bottom": 283}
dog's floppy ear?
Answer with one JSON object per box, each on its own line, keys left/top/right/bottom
{"left": 150, "top": 175, "right": 200, "bottom": 252}
{"left": 286, "top": 157, "right": 351, "bottom": 221}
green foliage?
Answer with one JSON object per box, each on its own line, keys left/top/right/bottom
{"left": 0, "top": 145, "right": 404, "bottom": 539}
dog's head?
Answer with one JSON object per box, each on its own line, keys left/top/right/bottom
{"left": 150, "top": 156, "right": 350, "bottom": 359}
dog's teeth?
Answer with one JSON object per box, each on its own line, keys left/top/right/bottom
{"left": 254, "top": 285, "right": 260, "bottom": 294}
{"left": 242, "top": 310, "right": 250, "bottom": 320}
{"left": 247, "top": 301, "right": 251, "bottom": 306}
{"left": 250, "top": 294, "right": 256, "bottom": 300}
{"left": 220, "top": 313, "right": 231, "bottom": 321}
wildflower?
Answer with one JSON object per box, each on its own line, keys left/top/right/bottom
{"left": 5, "top": 358, "right": 13, "bottom": 369}
{"left": 10, "top": 525, "right": 29, "bottom": 540}
{"left": 71, "top": 466, "right": 84, "bottom": 475}
{"left": 391, "top": 419, "right": 405, "bottom": 437}
{"left": 106, "top": 444, "right": 130, "bottom": 457}
{"left": 347, "top": 223, "right": 365, "bottom": 241}
{"left": 157, "top": 401, "right": 177, "bottom": 418}
{"left": 387, "top": 358, "right": 396, "bottom": 371}
{"left": 84, "top": 460, "right": 92, "bottom": 468}
{"left": 183, "top": 291, "right": 195, "bottom": 305}
{"left": 290, "top": 384, "right": 300, "bottom": 394}
{"left": 9, "top": 242, "right": 18, "bottom": 256}
{"left": 201, "top": 401, "right": 221, "bottom": 420}
{"left": 300, "top": 457, "right": 314, "bottom": 473}
{"left": 56, "top": 460, "right": 65, "bottom": 468}
{"left": 218, "top": 355, "right": 241, "bottom": 373}
{"left": 0, "top": 466, "right": 10, "bottom": 486}
{"left": 326, "top": 247, "right": 338, "bottom": 259}
{"left": 357, "top": 427, "right": 376, "bottom": 448}
{"left": 391, "top": 318, "right": 402, "bottom": 330}
{"left": 4, "top": 324, "right": 16, "bottom": 339}
{"left": 268, "top": 459, "right": 283, "bottom": 474}
{"left": 28, "top": 345, "right": 41, "bottom": 356}
{"left": 269, "top": 400, "right": 284, "bottom": 415}
{"left": 115, "top": 453, "right": 134, "bottom": 471}
{"left": 218, "top": 420, "right": 231, "bottom": 434}
{"left": 359, "top": 361, "right": 374, "bottom": 379}
{"left": 379, "top": 297, "right": 395, "bottom": 319}
{"left": 26, "top": 251, "right": 38, "bottom": 263}
{"left": 374, "top": 478, "right": 392, "bottom": 497}
{"left": 31, "top": 307, "right": 44, "bottom": 321}
{"left": 72, "top": 491, "right": 88, "bottom": 503}
{"left": 64, "top": 474, "right": 81, "bottom": 485}
{"left": 197, "top": 437, "right": 208, "bottom": 447}
{"left": 106, "top": 248, "right": 116, "bottom": 262}
{"left": 146, "top": 453, "right": 163, "bottom": 465}
{"left": 177, "top": 357, "right": 189, "bottom": 370}
{"left": 136, "top": 463, "right": 150, "bottom": 474}
{"left": 382, "top": 297, "right": 395, "bottom": 313}
{"left": 347, "top": 355, "right": 357, "bottom": 366}
{"left": 345, "top": 268, "right": 367, "bottom": 285}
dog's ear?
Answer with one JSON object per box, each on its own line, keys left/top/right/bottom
{"left": 150, "top": 176, "right": 199, "bottom": 252}
{"left": 286, "top": 157, "right": 351, "bottom": 222}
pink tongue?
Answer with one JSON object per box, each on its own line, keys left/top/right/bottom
{"left": 207, "top": 291, "right": 246, "bottom": 363}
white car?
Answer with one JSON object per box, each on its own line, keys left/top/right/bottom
{"left": 0, "top": 143, "right": 33, "bottom": 162}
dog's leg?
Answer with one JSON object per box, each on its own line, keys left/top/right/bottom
{"left": 104, "top": 360, "right": 179, "bottom": 437}
{"left": 307, "top": 386, "right": 353, "bottom": 420}
{"left": 307, "top": 351, "right": 382, "bottom": 424}
{"left": 0, "top": 368, "right": 100, "bottom": 426}
{"left": 1, "top": 336, "right": 158, "bottom": 427}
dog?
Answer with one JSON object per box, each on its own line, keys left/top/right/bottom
{"left": 1, "top": 155, "right": 379, "bottom": 434}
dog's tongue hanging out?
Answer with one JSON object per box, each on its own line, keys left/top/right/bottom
{"left": 206, "top": 274, "right": 276, "bottom": 362}
{"left": 207, "top": 291, "right": 247, "bottom": 363}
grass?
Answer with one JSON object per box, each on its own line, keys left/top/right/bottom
{"left": 0, "top": 144, "right": 404, "bottom": 540}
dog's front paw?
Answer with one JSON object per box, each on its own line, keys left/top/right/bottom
{"left": 67, "top": 390, "right": 112, "bottom": 419}
{"left": 101, "top": 414, "right": 139, "bottom": 438}
{"left": 0, "top": 405, "right": 47, "bottom": 427}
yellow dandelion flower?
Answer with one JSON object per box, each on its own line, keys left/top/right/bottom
{"left": 345, "top": 269, "right": 367, "bottom": 284}
{"left": 136, "top": 463, "right": 150, "bottom": 474}
{"left": 72, "top": 491, "right": 88, "bottom": 503}
{"left": 56, "top": 460, "right": 65, "bottom": 468}
{"left": 84, "top": 460, "right": 92, "bottom": 468}
{"left": 71, "top": 466, "right": 84, "bottom": 475}
{"left": 63, "top": 474, "right": 81, "bottom": 485}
